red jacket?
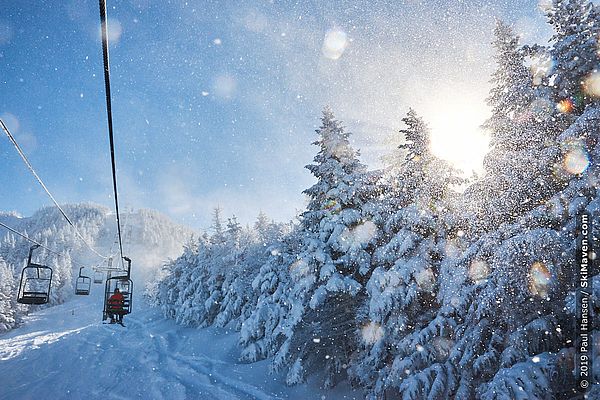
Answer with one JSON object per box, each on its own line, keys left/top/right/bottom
{"left": 108, "top": 292, "right": 124, "bottom": 311}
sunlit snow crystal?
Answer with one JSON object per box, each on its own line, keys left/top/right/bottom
{"left": 361, "top": 322, "right": 384, "bottom": 345}
{"left": 322, "top": 29, "right": 348, "bottom": 60}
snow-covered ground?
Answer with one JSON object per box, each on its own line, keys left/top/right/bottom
{"left": 0, "top": 288, "right": 362, "bottom": 400}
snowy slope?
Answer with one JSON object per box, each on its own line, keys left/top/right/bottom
{"left": 0, "top": 288, "right": 362, "bottom": 400}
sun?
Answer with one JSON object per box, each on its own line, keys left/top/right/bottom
{"left": 424, "top": 98, "right": 490, "bottom": 177}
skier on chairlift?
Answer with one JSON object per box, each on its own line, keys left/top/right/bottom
{"left": 107, "top": 287, "right": 125, "bottom": 325}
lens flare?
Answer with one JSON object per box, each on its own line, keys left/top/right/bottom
{"left": 469, "top": 259, "right": 489, "bottom": 284}
{"left": 99, "top": 18, "right": 123, "bottom": 43}
{"left": 322, "top": 29, "right": 348, "bottom": 60}
{"left": 324, "top": 199, "right": 341, "bottom": 214}
{"left": 529, "top": 261, "right": 551, "bottom": 298}
{"left": 530, "top": 53, "right": 553, "bottom": 86}
{"left": 557, "top": 99, "right": 574, "bottom": 114}
{"left": 415, "top": 268, "right": 435, "bottom": 292}
{"left": 538, "top": 0, "right": 553, "bottom": 13}
{"left": 563, "top": 144, "right": 590, "bottom": 175}
{"left": 213, "top": 74, "right": 237, "bottom": 99}
{"left": 583, "top": 72, "right": 600, "bottom": 98}
{"left": 361, "top": 322, "right": 384, "bottom": 345}
{"left": 340, "top": 221, "right": 377, "bottom": 250}
{"left": 289, "top": 259, "right": 310, "bottom": 278}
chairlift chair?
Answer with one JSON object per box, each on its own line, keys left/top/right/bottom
{"left": 93, "top": 270, "right": 103, "bottom": 284}
{"left": 17, "top": 245, "right": 53, "bottom": 305}
{"left": 102, "top": 257, "right": 133, "bottom": 321}
{"left": 75, "top": 267, "right": 92, "bottom": 295}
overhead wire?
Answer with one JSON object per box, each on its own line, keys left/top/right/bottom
{"left": 98, "top": 0, "right": 125, "bottom": 269}
{"left": 0, "top": 220, "right": 96, "bottom": 270}
{"left": 0, "top": 119, "right": 109, "bottom": 260}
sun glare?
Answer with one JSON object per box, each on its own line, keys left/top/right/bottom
{"left": 425, "top": 100, "right": 490, "bottom": 177}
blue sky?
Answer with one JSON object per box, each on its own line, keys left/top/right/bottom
{"left": 0, "top": 0, "right": 552, "bottom": 230}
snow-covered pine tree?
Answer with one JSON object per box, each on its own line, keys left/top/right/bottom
{"left": 546, "top": 0, "right": 600, "bottom": 112}
{"left": 349, "top": 109, "right": 463, "bottom": 399}
{"left": 463, "top": 21, "right": 564, "bottom": 234}
{"left": 259, "top": 107, "right": 382, "bottom": 387}
{"left": 0, "top": 257, "right": 18, "bottom": 333}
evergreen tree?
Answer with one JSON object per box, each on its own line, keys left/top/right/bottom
{"left": 349, "top": 109, "right": 462, "bottom": 399}
{"left": 463, "top": 21, "right": 564, "bottom": 234}
{"left": 258, "top": 107, "right": 383, "bottom": 387}
{"left": 0, "top": 257, "right": 18, "bottom": 333}
{"left": 210, "top": 207, "right": 226, "bottom": 245}
{"left": 546, "top": 0, "right": 600, "bottom": 110}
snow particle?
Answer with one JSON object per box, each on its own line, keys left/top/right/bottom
{"left": 213, "top": 38, "right": 222, "bottom": 45}
{"left": 532, "top": 356, "right": 541, "bottom": 363}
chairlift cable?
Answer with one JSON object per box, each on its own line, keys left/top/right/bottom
{"left": 98, "top": 0, "right": 125, "bottom": 269}
{"left": 0, "top": 220, "right": 93, "bottom": 270}
{"left": 0, "top": 119, "right": 109, "bottom": 260}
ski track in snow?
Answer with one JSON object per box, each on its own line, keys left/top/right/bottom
{"left": 0, "top": 290, "right": 360, "bottom": 400}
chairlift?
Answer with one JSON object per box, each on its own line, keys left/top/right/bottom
{"left": 17, "top": 245, "right": 53, "bottom": 305}
{"left": 102, "top": 257, "right": 133, "bottom": 321}
{"left": 93, "top": 269, "right": 104, "bottom": 284}
{"left": 75, "top": 267, "right": 91, "bottom": 295}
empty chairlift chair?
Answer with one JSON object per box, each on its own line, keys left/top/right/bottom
{"left": 103, "top": 257, "right": 133, "bottom": 322}
{"left": 17, "top": 245, "right": 53, "bottom": 305}
{"left": 75, "top": 267, "right": 92, "bottom": 295}
{"left": 93, "top": 270, "right": 103, "bottom": 284}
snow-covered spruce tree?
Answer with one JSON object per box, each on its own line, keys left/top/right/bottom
{"left": 214, "top": 216, "right": 271, "bottom": 330}
{"left": 262, "top": 107, "right": 382, "bottom": 387}
{"left": 546, "top": 0, "right": 600, "bottom": 112}
{"left": 239, "top": 227, "right": 302, "bottom": 363}
{"left": 463, "top": 21, "right": 565, "bottom": 234}
{"left": 155, "top": 236, "right": 201, "bottom": 322}
{"left": 0, "top": 257, "right": 19, "bottom": 333}
{"left": 348, "top": 110, "right": 463, "bottom": 399}
{"left": 168, "top": 208, "right": 231, "bottom": 327}
{"left": 434, "top": 97, "right": 600, "bottom": 399}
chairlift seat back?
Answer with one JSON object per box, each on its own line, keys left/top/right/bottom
{"left": 17, "top": 263, "right": 53, "bottom": 305}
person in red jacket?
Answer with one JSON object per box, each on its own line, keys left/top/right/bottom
{"left": 107, "top": 287, "right": 125, "bottom": 324}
